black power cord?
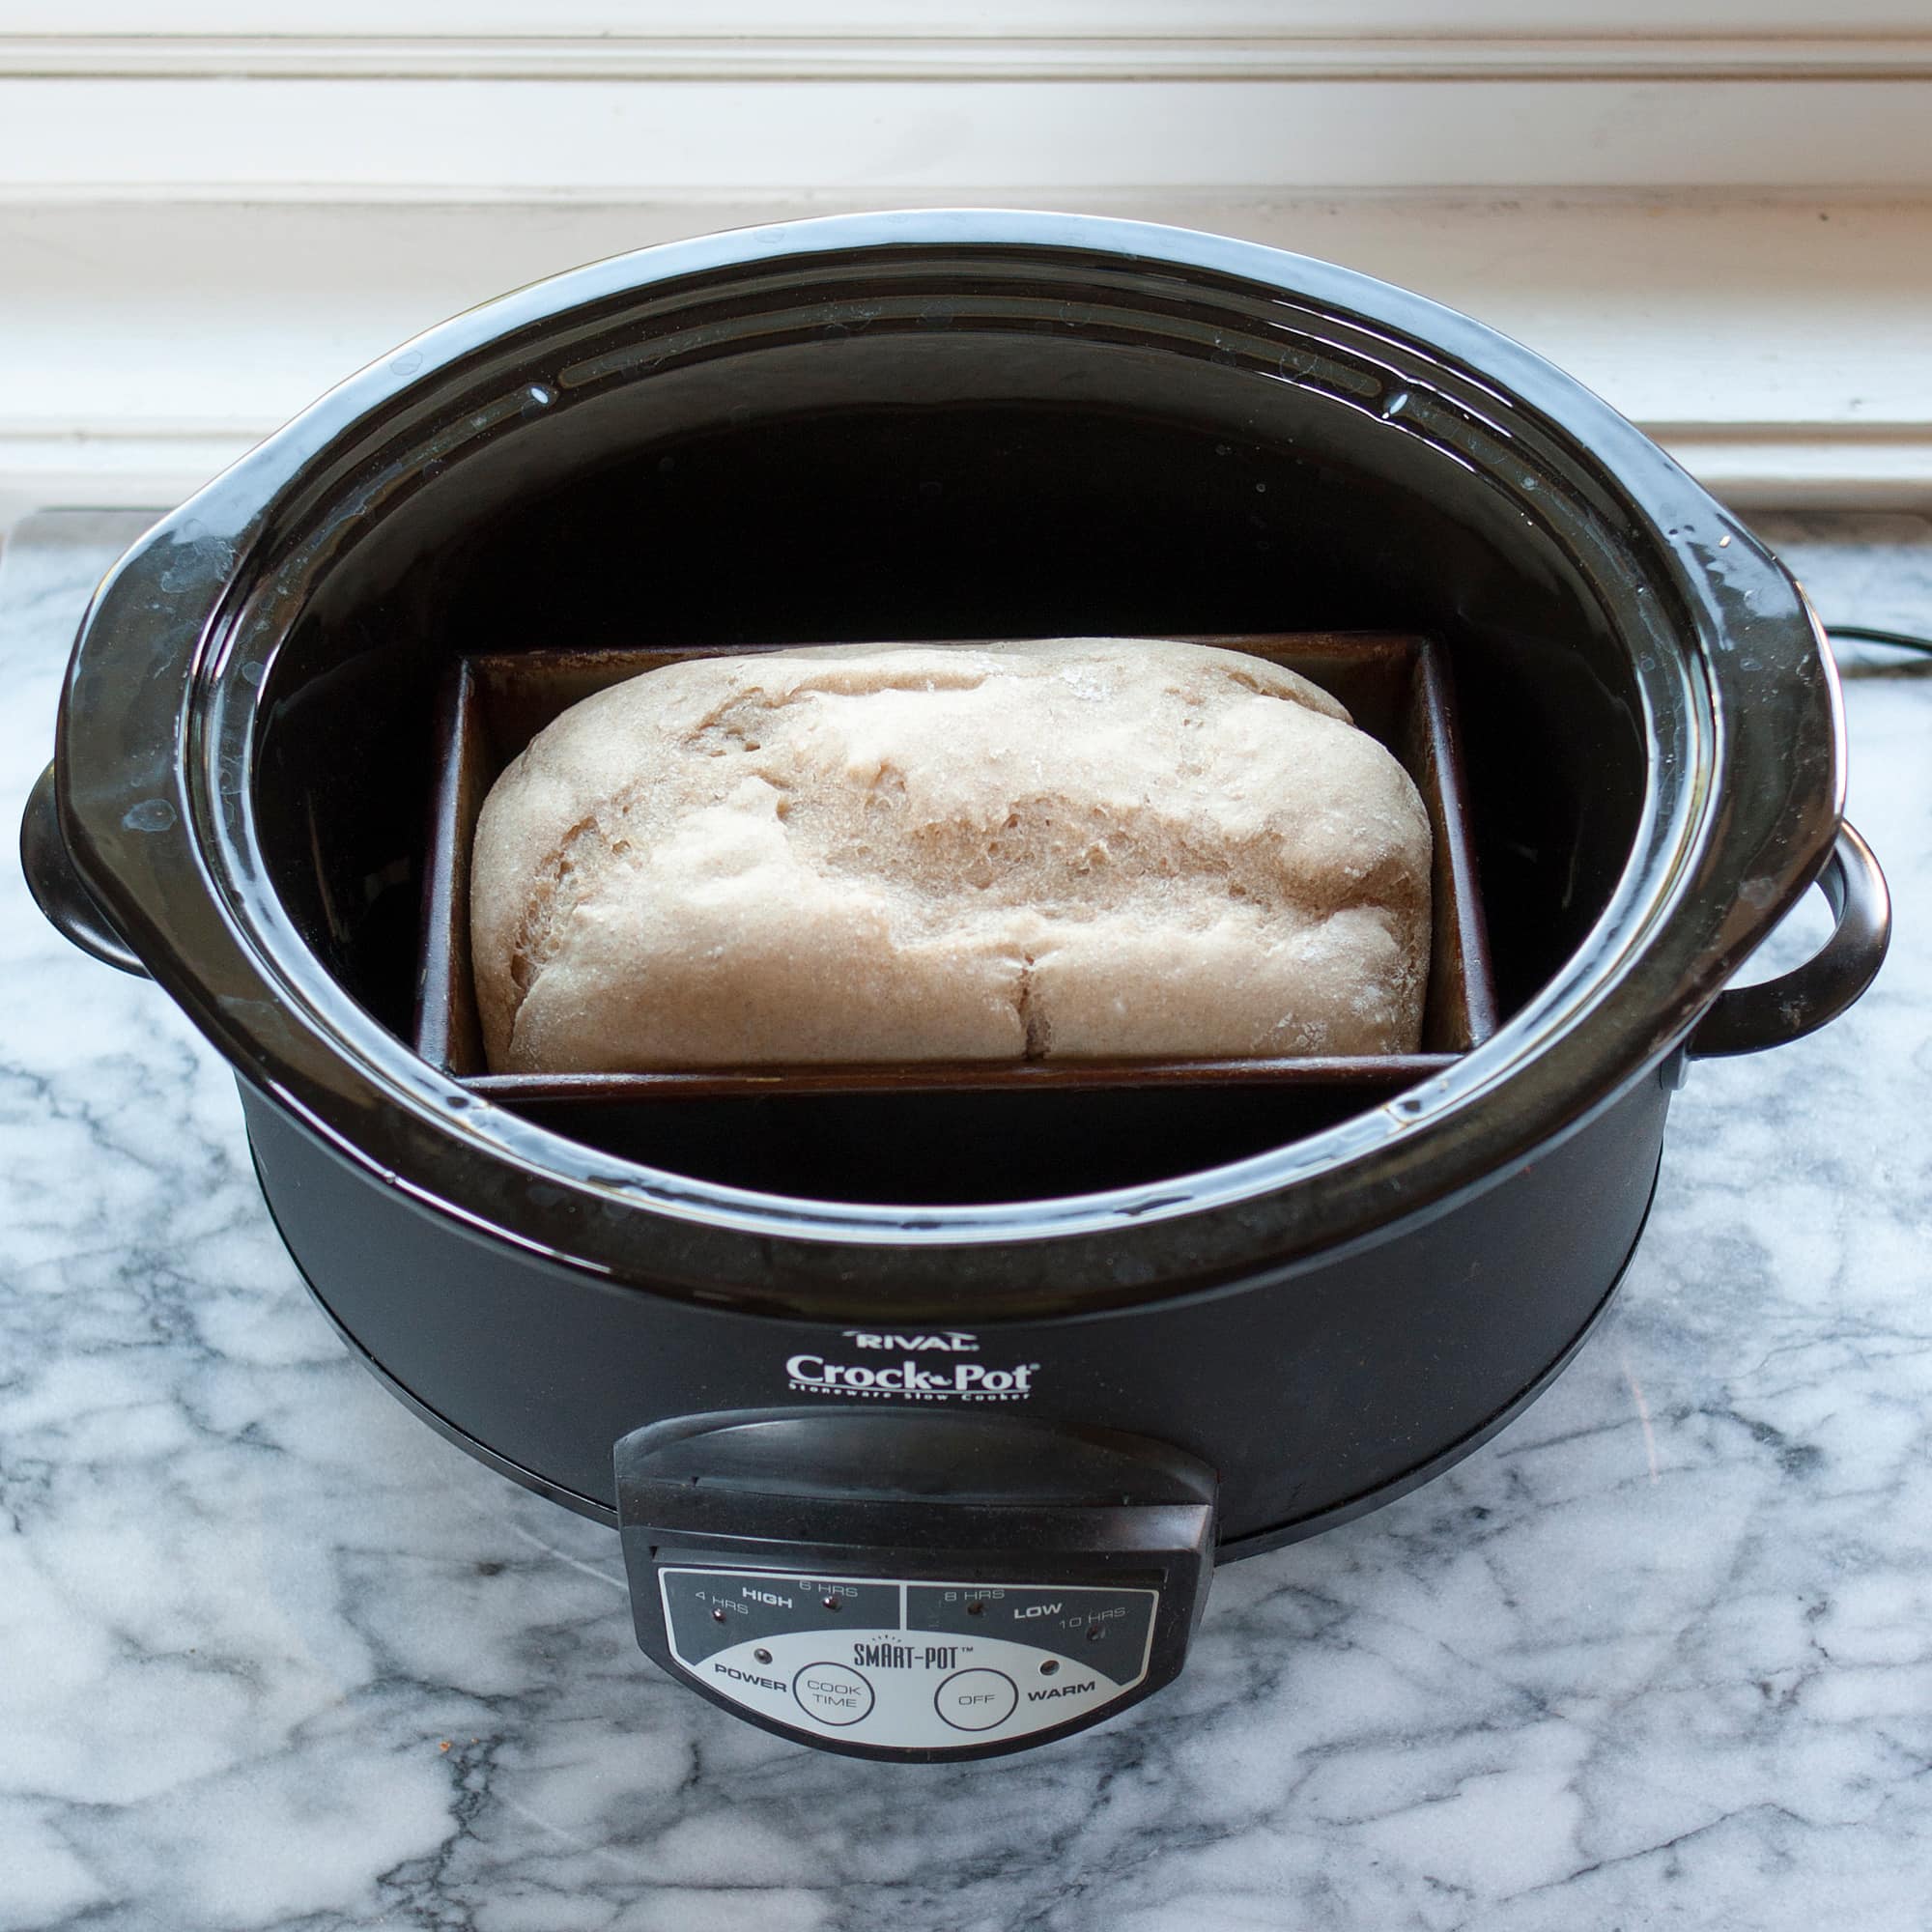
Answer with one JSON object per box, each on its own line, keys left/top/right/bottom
{"left": 1827, "top": 624, "right": 1932, "bottom": 655}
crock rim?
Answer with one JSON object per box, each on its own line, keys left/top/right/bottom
{"left": 55, "top": 209, "right": 1841, "bottom": 1319}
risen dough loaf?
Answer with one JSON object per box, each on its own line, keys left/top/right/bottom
{"left": 469, "top": 638, "right": 1432, "bottom": 1071}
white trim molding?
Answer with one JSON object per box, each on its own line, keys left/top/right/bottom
{"left": 3, "top": 10, "right": 1932, "bottom": 199}
{"left": 3, "top": 75, "right": 1931, "bottom": 200}
{"left": 8, "top": 2, "right": 1932, "bottom": 34}
{"left": 4, "top": 33, "right": 1931, "bottom": 83}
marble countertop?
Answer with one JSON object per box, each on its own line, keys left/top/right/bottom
{"left": 3, "top": 510, "right": 1928, "bottom": 1932}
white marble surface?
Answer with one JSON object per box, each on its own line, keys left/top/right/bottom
{"left": 2, "top": 510, "right": 1929, "bottom": 1932}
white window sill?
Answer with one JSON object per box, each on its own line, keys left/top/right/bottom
{"left": 4, "top": 190, "right": 1927, "bottom": 523}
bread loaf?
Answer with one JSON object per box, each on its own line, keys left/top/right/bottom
{"left": 469, "top": 638, "right": 1432, "bottom": 1071}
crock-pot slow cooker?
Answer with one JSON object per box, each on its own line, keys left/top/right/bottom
{"left": 20, "top": 212, "right": 1889, "bottom": 1760}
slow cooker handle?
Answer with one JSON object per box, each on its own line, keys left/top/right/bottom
{"left": 1688, "top": 822, "right": 1889, "bottom": 1060}
{"left": 19, "top": 761, "right": 150, "bottom": 978}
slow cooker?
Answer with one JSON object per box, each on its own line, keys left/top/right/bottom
{"left": 19, "top": 212, "right": 1889, "bottom": 1760}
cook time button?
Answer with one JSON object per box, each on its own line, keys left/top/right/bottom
{"left": 792, "top": 1662, "right": 874, "bottom": 1727}
{"left": 934, "top": 1668, "right": 1019, "bottom": 1732}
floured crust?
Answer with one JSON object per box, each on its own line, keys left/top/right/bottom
{"left": 469, "top": 637, "right": 1433, "bottom": 1071}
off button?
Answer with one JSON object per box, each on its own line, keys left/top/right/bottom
{"left": 792, "top": 1662, "right": 874, "bottom": 1727}
{"left": 935, "top": 1668, "right": 1018, "bottom": 1732}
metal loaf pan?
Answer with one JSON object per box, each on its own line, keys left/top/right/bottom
{"left": 413, "top": 632, "right": 1498, "bottom": 1111}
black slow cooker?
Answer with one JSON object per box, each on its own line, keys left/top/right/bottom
{"left": 20, "top": 212, "right": 1889, "bottom": 1760}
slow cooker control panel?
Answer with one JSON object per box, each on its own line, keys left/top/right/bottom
{"left": 660, "top": 1568, "right": 1158, "bottom": 1749}
{"left": 616, "top": 1409, "right": 1219, "bottom": 1760}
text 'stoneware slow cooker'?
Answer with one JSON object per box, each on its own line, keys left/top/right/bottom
{"left": 21, "top": 213, "right": 1890, "bottom": 1760}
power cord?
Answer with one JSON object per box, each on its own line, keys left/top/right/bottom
{"left": 1827, "top": 624, "right": 1932, "bottom": 655}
